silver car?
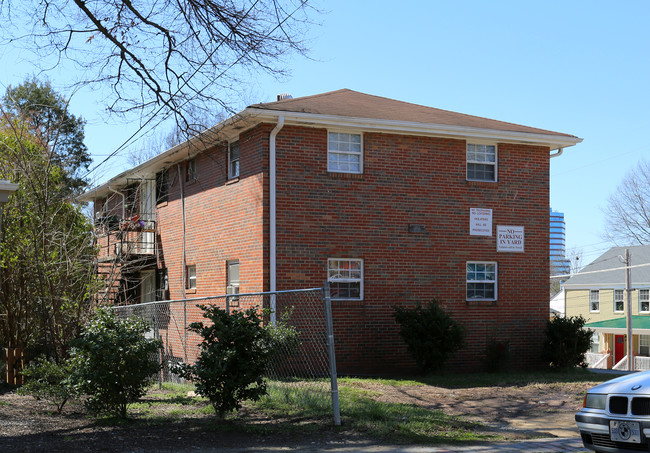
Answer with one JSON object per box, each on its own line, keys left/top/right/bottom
{"left": 576, "top": 371, "right": 650, "bottom": 452}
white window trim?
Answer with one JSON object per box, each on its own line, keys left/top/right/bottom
{"left": 589, "top": 289, "right": 600, "bottom": 313}
{"left": 641, "top": 335, "right": 650, "bottom": 356}
{"left": 226, "top": 260, "right": 240, "bottom": 300}
{"left": 640, "top": 289, "right": 650, "bottom": 313}
{"left": 466, "top": 261, "right": 497, "bottom": 301}
{"left": 466, "top": 142, "right": 497, "bottom": 182}
{"left": 328, "top": 258, "right": 364, "bottom": 300}
{"left": 186, "top": 264, "right": 196, "bottom": 290}
{"left": 614, "top": 289, "right": 625, "bottom": 313}
{"left": 228, "top": 141, "right": 240, "bottom": 180}
{"left": 327, "top": 130, "right": 363, "bottom": 174}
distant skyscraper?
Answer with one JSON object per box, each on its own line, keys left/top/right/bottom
{"left": 550, "top": 208, "right": 571, "bottom": 275}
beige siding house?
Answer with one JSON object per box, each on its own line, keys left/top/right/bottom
{"left": 563, "top": 245, "right": 650, "bottom": 370}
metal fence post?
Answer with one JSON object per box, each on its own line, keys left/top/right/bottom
{"left": 183, "top": 299, "right": 187, "bottom": 363}
{"left": 323, "top": 282, "right": 341, "bottom": 426}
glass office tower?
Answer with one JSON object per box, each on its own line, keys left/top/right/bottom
{"left": 550, "top": 208, "right": 571, "bottom": 275}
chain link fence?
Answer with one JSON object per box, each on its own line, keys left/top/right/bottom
{"left": 113, "top": 285, "right": 340, "bottom": 424}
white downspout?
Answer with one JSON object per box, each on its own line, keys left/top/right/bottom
{"left": 550, "top": 147, "right": 564, "bottom": 158}
{"left": 269, "top": 116, "right": 285, "bottom": 325}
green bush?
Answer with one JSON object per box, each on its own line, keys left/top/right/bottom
{"left": 265, "top": 307, "right": 302, "bottom": 360}
{"left": 17, "top": 356, "right": 78, "bottom": 413}
{"left": 172, "top": 305, "right": 271, "bottom": 419}
{"left": 541, "top": 315, "right": 593, "bottom": 369}
{"left": 69, "top": 307, "right": 162, "bottom": 418}
{"left": 393, "top": 301, "right": 465, "bottom": 373}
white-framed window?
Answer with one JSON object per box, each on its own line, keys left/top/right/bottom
{"left": 186, "top": 157, "right": 197, "bottom": 181}
{"left": 614, "top": 289, "right": 625, "bottom": 313}
{"left": 467, "top": 143, "right": 497, "bottom": 182}
{"left": 186, "top": 264, "right": 196, "bottom": 290}
{"left": 328, "top": 132, "right": 362, "bottom": 174}
{"left": 226, "top": 260, "right": 240, "bottom": 303}
{"left": 228, "top": 141, "right": 240, "bottom": 179}
{"left": 590, "top": 332, "right": 600, "bottom": 353}
{"left": 590, "top": 290, "right": 599, "bottom": 312}
{"left": 641, "top": 335, "right": 650, "bottom": 356}
{"left": 640, "top": 289, "right": 650, "bottom": 313}
{"left": 328, "top": 258, "right": 363, "bottom": 300}
{"left": 466, "top": 262, "right": 497, "bottom": 301}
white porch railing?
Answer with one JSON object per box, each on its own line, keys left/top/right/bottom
{"left": 613, "top": 356, "right": 628, "bottom": 370}
{"left": 635, "top": 356, "right": 650, "bottom": 371}
{"left": 585, "top": 352, "right": 609, "bottom": 369}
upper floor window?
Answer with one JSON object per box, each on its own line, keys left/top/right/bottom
{"left": 467, "top": 143, "right": 496, "bottom": 182}
{"left": 328, "top": 258, "right": 363, "bottom": 300}
{"left": 466, "top": 262, "right": 497, "bottom": 301}
{"left": 228, "top": 141, "right": 240, "bottom": 179}
{"left": 156, "top": 168, "right": 168, "bottom": 204}
{"left": 614, "top": 289, "right": 624, "bottom": 313}
{"left": 640, "top": 289, "right": 650, "bottom": 313}
{"left": 590, "top": 290, "right": 600, "bottom": 312}
{"left": 186, "top": 157, "right": 197, "bottom": 181}
{"left": 328, "top": 132, "right": 362, "bottom": 174}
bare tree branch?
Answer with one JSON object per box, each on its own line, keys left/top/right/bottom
{"left": 603, "top": 159, "right": 650, "bottom": 246}
{"left": 1, "top": 0, "right": 316, "bottom": 155}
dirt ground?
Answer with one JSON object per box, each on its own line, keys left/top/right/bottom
{"left": 0, "top": 380, "right": 596, "bottom": 452}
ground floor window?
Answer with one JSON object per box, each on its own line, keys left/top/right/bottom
{"left": 590, "top": 332, "right": 600, "bottom": 353}
{"left": 641, "top": 335, "right": 650, "bottom": 356}
{"left": 186, "top": 264, "right": 196, "bottom": 290}
{"left": 226, "top": 260, "right": 240, "bottom": 305}
{"left": 466, "top": 262, "right": 497, "bottom": 301}
{"left": 328, "top": 258, "right": 363, "bottom": 300}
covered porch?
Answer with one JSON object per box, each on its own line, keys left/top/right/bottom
{"left": 585, "top": 316, "right": 650, "bottom": 371}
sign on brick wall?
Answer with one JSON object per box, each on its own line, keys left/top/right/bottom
{"left": 497, "top": 225, "right": 524, "bottom": 252}
{"left": 470, "top": 208, "right": 492, "bottom": 236}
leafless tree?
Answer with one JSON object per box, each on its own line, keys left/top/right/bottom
{"left": 1, "top": 0, "right": 315, "bottom": 142}
{"left": 603, "top": 159, "right": 650, "bottom": 246}
{"left": 567, "top": 247, "right": 583, "bottom": 275}
{"left": 127, "top": 104, "right": 228, "bottom": 166}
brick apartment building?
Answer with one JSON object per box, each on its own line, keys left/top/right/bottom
{"left": 80, "top": 89, "right": 582, "bottom": 374}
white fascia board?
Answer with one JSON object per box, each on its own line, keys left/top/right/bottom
{"left": 589, "top": 327, "right": 650, "bottom": 335}
{"left": 564, "top": 283, "right": 650, "bottom": 290}
{"left": 245, "top": 109, "right": 583, "bottom": 150}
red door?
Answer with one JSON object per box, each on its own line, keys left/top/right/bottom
{"left": 615, "top": 335, "right": 626, "bottom": 365}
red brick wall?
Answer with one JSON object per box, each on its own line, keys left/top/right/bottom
{"left": 271, "top": 124, "right": 550, "bottom": 374}
{"left": 93, "top": 121, "right": 551, "bottom": 375}
{"left": 155, "top": 128, "right": 268, "bottom": 301}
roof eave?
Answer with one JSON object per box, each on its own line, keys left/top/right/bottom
{"left": 78, "top": 112, "right": 257, "bottom": 202}
{"left": 245, "top": 108, "right": 583, "bottom": 150}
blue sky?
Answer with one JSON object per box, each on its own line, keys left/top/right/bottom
{"left": 2, "top": 0, "right": 649, "bottom": 265}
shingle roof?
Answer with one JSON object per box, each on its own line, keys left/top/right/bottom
{"left": 248, "top": 89, "right": 579, "bottom": 139}
{"left": 563, "top": 245, "right": 650, "bottom": 288}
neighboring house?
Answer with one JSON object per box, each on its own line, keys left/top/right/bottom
{"left": 550, "top": 288, "right": 565, "bottom": 318}
{"left": 563, "top": 245, "right": 650, "bottom": 370}
{"left": 80, "top": 89, "right": 582, "bottom": 374}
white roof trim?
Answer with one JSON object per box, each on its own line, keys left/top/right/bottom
{"left": 80, "top": 106, "right": 582, "bottom": 201}
{"left": 245, "top": 108, "right": 583, "bottom": 150}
